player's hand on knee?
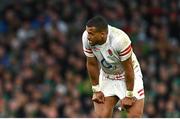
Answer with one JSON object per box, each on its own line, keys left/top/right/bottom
{"left": 92, "top": 91, "right": 105, "bottom": 103}
{"left": 121, "top": 96, "right": 137, "bottom": 110}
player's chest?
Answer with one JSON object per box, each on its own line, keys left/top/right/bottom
{"left": 92, "top": 46, "right": 119, "bottom": 63}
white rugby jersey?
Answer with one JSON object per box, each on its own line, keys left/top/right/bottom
{"left": 82, "top": 25, "right": 141, "bottom": 75}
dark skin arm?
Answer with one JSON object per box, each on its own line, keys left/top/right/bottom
{"left": 121, "top": 56, "right": 136, "bottom": 109}
{"left": 86, "top": 57, "right": 99, "bottom": 85}
{"left": 121, "top": 56, "right": 134, "bottom": 91}
{"left": 86, "top": 56, "right": 105, "bottom": 103}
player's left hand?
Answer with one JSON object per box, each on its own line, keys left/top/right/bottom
{"left": 121, "top": 96, "right": 137, "bottom": 110}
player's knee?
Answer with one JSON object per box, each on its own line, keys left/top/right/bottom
{"left": 127, "top": 99, "right": 144, "bottom": 118}
{"left": 95, "top": 109, "right": 112, "bottom": 118}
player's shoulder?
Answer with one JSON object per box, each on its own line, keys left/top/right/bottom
{"left": 82, "top": 30, "right": 88, "bottom": 38}
{"left": 82, "top": 30, "right": 88, "bottom": 43}
{"left": 109, "top": 25, "right": 131, "bottom": 46}
{"left": 109, "top": 25, "right": 129, "bottom": 40}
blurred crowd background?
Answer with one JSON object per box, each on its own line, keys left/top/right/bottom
{"left": 0, "top": 0, "right": 179, "bottom": 118}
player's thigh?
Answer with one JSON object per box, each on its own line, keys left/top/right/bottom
{"left": 127, "top": 98, "right": 144, "bottom": 118}
{"left": 94, "top": 96, "right": 119, "bottom": 117}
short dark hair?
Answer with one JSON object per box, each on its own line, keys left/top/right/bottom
{"left": 86, "top": 16, "right": 108, "bottom": 32}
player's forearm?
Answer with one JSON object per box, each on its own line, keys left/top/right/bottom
{"left": 86, "top": 62, "right": 99, "bottom": 85}
{"left": 125, "top": 70, "right": 134, "bottom": 91}
{"left": 121, "top": 56, "right": 135, "bottom": 91}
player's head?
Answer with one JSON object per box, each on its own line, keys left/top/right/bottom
{"left": 86, "top": 16, "right": 108, "bottom": 46}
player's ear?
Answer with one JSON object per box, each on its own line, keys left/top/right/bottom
{"left": 101, "top": 32, "right": 106, "bottom": 37}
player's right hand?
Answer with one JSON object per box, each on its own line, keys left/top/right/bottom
{"left": 121, "top": 96, "right": 137, "bottom": 110}
{"left": 92, "top": 91, "right": 105, "bottom": 103}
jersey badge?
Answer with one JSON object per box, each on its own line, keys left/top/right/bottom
{"left": 108, "top": 49, "right": 113, "bottom": 56}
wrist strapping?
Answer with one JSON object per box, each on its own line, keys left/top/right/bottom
{"left": 126, "top": 90, "right": 133, "bottom": 97}
{"left": 92, "top": 85, "right": 100, "bottom": 93}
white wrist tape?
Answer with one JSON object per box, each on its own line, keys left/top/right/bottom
{"left": 126, "top": 90, "right": 133, "bottom": 97}
{"left": 92, "top": 85, "right": 100, "bottom": 93}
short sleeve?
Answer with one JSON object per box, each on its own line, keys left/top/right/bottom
{"left": 82, "top": 31, "right": 95, "bottom": 57}
{"left": 114, "top": 31, "right": 132, "bottom": 61}
{"left": 119, "top": 42, "right": 132, "bottom": 61}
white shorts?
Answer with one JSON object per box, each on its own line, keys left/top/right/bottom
{"left": 99, "top": 68, "right": 145, "bottom": 100}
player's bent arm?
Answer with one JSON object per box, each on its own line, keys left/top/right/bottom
{"left": 121, "top": 56, "right": 134, "bottom": 96}
{"left": 86, "top": 56, "right": 100, "bottom": 86}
